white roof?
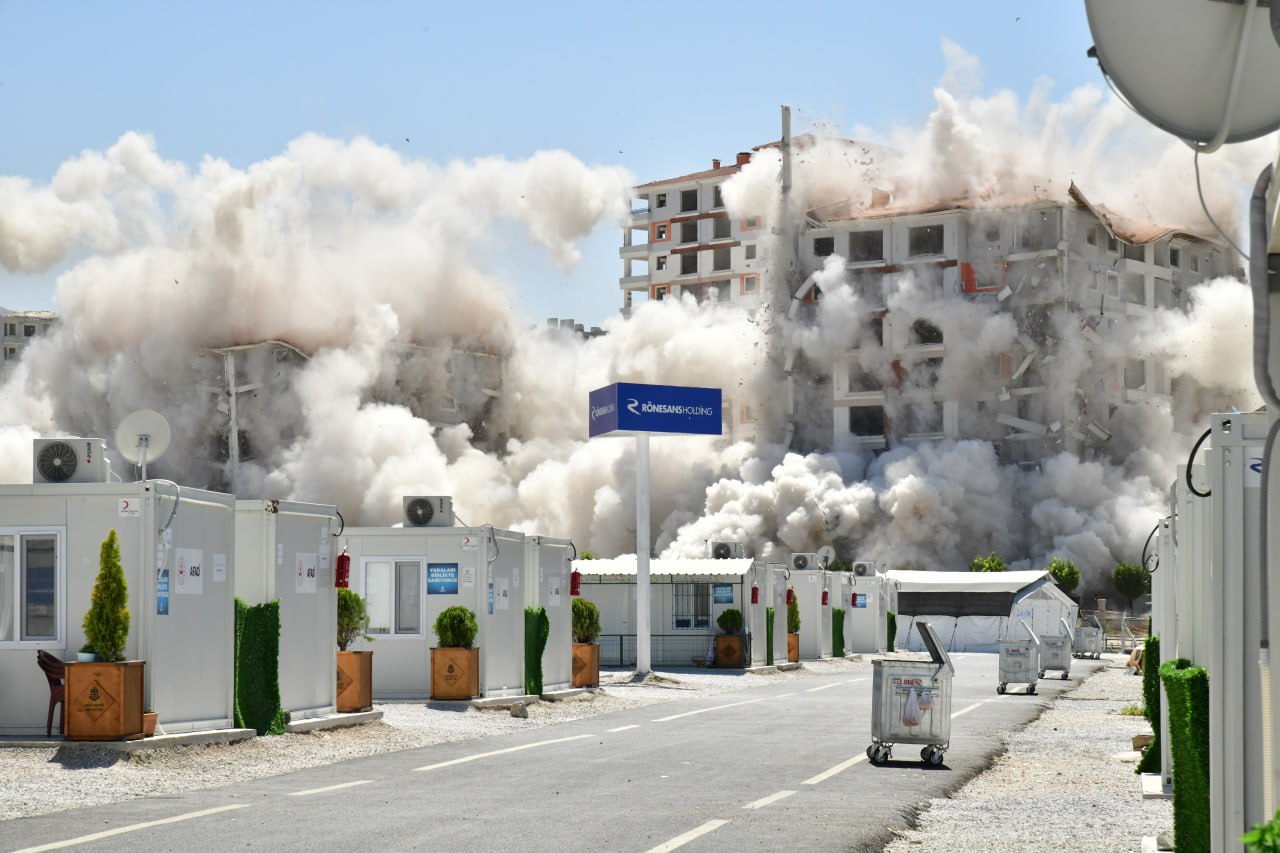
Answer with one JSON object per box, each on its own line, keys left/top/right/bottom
{"left": 886, "top": 569, "right": 1052, "bottom": 594}
{"left": 574, "top": 557, "right": 755, "bottom": 577}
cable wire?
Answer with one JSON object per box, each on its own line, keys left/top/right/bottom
{"left": 1196, "top": 150, "right": 1248, "bottom": 261}
{"left": 1185, "top": 428, "right": 1214, "bottom": 497}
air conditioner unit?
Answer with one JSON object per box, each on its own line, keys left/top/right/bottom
{"left": 852, "top": 561, "right": 875, "bottom": 577}
{"left": 403, "top": 496, "right": 454, "bottom": 527}
{"left": 33, "top": 438, "right": 110, "bottom": 484}
{"left": 791, "top": 553, "right": 817, "bottom": 572}
{"left": 710, "top": 541, "right": 746, "bottom": 559}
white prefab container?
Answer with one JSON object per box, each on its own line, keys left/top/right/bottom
{"left": 997, "top": 620, "right": 1040, "bottom": 695}
{"left": 523, "top": 536, "right": 573, "bottom": 692}
{"left": 847, "top": 572, "right": 889, "bottom": 653}
{"left": 791, "top": 569, "right": 832, "bottom": 660}
{"left": 1038, "top": 618, "right": 1074, "bottom": 680}
{"left": 867, "top": 621, "right": 954, "bottom": 765}
{"left": 574, "top": 557, "right": 770, "bottom": 668}
{"left": 234, "top": 500, "right": 339, "bottom": 720}
{"left": 340, "top": 525, "right": 529, "bottom": 699}
{"left": 0, "top": 482, "right": 237, "bottom": 737}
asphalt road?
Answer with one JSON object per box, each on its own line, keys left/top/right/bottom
{"left": 0, "top": 655, "right": 1106, "bottom": 853}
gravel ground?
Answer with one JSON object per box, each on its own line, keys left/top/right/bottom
{"left": 0, "top": 656, "right": 1167, "bottom": 851}
{"left": 884, "top": 657, "right": 1170, "bottom": 852}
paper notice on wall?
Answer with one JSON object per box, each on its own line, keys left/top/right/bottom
{"left": 213, "top": 553, "right": 227, "bottom": 583}
{"left": 175, "top": 547, "right": 204, "bottom": 595}
{"left": 461, "top": 535, "right": 479, "bottom": 551}
{"left": 461, "top": 565, "right": 475, "bottom": 588}
{"left": 118, "top": 497, "right": 141, "bottom": 518}
{"left": 549, "top": 576, "right": 562, "bottom": 607}
{"left": 495, "top": 577, "right": 510, "bottom": 610}
{"left": 295, "top": 553, "right": 317, "bottom": 594}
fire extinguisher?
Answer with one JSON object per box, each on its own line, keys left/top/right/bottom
{"left": 751, "top": 584, "right": 759, "bottom": 605}
{"left": 786, "top": 587, "right": 795, "bottom": 606}
{"left": 821, "top": 589, "right": 829, "bottom": 606}
{"left": 336, "top": 548, "right": 350, "bottom": 589}
{"left": 570, "top": 570, "right": 581, "bottom": 597}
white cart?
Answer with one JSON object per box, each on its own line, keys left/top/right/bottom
{"left": 997, "top": 620, "right": 1040, "bottom": 695}
{"left": 1073, "top": 614, "right": 1103, "bottom": 659}
{"left": 867, "top": 621, "right": 954, "bottom": 766}
{"left": 1038, "top": 618, "right": 1074, "bottom": 680}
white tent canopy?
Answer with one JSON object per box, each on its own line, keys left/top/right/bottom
{"left": 887, "top": 569, "right": 1079, "bottom": 653}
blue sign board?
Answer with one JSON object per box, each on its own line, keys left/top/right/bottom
{"left": 713, "top": 583, "right": 734, "bottom": 604}
{"left": 589, "top": 382, "right": 722, "bottom": 438}
{"left": 427, "top": 563, "right": 459, "bottom": 595}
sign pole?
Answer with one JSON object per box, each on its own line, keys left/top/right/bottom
{"left": 636, "top": 432, "right": 651, "bottom": 674}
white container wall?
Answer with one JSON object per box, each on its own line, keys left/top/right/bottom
{"left": 767, "top": 564, "right": 787, "bottom": 665}
{"left": 792, "top": 570, "right": 832, "bottom": 660}
{"left": 524, "top": 535, "right": 573, "bottom": 692}
{"left": 0, "top": 482, "right": 236, "bottom": 736}
{"left": 847, "top": 573, "right": 887, "bottom": 653}
{"left": 341, "top": 526, "right": 529, "bottom": 699}
{"left": 234, "top": 500, "right": 338, "bottom": 720}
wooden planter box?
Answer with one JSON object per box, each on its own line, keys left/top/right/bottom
{"left": 714, "top": 636, "right": 744, "bottom": 668}
{"left": 572, "top": 642, "right": 599, "bottom": 688}
{"left": 787, "top": 633, "right": 800, "bottom": 663}
{"left": 65, "top": 660, "right": 145, "bottom": 741}
{"left": 431, "top": 647, "right": 480, "bottom": 700}
{"left": 336, "top": 650, "right": 373, "bottom": 712}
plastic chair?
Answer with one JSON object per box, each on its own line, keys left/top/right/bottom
{"left": 36, "top": 650, "right": 65, "bottom": 737}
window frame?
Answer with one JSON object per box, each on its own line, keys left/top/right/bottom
{"left": 0, "top": 527, "right": 65, "bottom": 648}
{"left": 672, "top": 581, "right": 710, "bottom": 630}
{"left": 361, "top": 557, "right": 425, "bottom": 638}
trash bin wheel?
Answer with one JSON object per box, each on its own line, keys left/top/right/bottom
{"left": 1038, "top": 671, "right": 1045, "bottom": 679}
{"left": 871, "top": 745, "right": 891, "bottom": 765}
{"left": 1061, "top": 672, "right": 1069, "bottom": 680}
{"left": 920, "top": 746, "right": 932, "bottom": 762}
{"left": 866, "top": 744, "right": 876, "bottom": 760}
{"left": 997, "top": 683, "right": 1006, "bottom": 694}
{"left": 928, "top": 747, "right": 945, "bottom": 766}
{"left": 1027, "top": 684, "right": 1036, "bottom": 695}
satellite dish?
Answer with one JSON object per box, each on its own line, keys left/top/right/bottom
{"left": 1086, "top": 0, "right": 1280, "bottom": 148}
{"left": 114, "top": 410, "right": 171, "bottom": 480}
{"left": 816, "top": 545, "right": 837, "bottom": 569}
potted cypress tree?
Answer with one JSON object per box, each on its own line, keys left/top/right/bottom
{"left": 336, "top": 588, "right": 373, "bottom": 712}
{"left": 714, "top": 608, "right": 745, "bottom": 667}
{"left": 431, "top": 606, "right": 480, "bottom": 700}
{"left": 571, "top": 597, "right": 601, "bottom": 688}
{"left": 786, "top": 591, "right": 801, "bottom": 663}
{"left": 67, "top": 530, "right": 145, "bottom": 740}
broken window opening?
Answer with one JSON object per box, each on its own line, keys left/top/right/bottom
{"left": 911, "top": 319, "right": 943, "bottom": 346}
{"left": 653, "top": 223, "right": 669, "bottom": 242}
{"left": 813, "top": 236, "right": 835, "bottom": 257}
{"left": 656, "top": 193, "right": 668, "bottom": 208}
{"left": 868, "top": 317, "right": 885, "bottom": 347}
{"left": 656, "top": 255, "right": 667, "bottom": 271}
{"left": 848, "top": 362, "right": 883, "bottom": 391}
{"left": 713, "top": 216, "right": 731, "bottom": 240}
{"left": 740, "top": 274, "right": 759, "bottom": 295}
{"left": 1123, "top": 242, "right": 1145, "bottom": 262}
{"left": 744, "top": 244, "right": 756, "bottom": 261}
{"left": 680, "top": 253, "right": 698, "bottom": 275}
{"left": 712, "top": 247, "right": 731, "bottom": 272}
{"left": 1123, "top": 273, "right": 1145, "bottom": 304}
{"left": 680, "top": 189, "right": 698, "bottom": 213}
{"left": 713, "top": 186, "right": 724, "bottom": 208}
{"left": 849, "top": 230, "right": 884, "bottom": 262}
{"left": 1170, "top": 246, "right": 1182, "bottom": 269}
{"left": 848, "top": 406, "right": 887, "bottom": 437}
{"left": 908, "top": 224, "right": 944, "bottom": 257}
{"left": 680, "top": 221, "right": 698, "bottom": 244}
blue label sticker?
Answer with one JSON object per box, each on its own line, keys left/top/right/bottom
{"left": 427, "top": 563, "right": 459, "bottom": 595}
{"left": 713, "top": 583, "right": 733, "bottom": 604}
{"left": 157, "top": 567, "right": 170, "bottom": 616}
{"left": 854, "top": 593, "right": 867, "bottom": 609}
{"left": 589, "top": 382, "right": 722, "bottom": 438}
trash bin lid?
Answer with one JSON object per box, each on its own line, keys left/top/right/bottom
{"left": 916, "top": 621, "right": 954, "bottom": 672}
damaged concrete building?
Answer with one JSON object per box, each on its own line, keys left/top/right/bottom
{"left": 620, "top": 144, "right": 1235, "bottom": 464}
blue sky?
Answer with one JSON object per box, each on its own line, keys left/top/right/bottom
{"left": 0, "top": 2, "right": 1097, "bottom": 325}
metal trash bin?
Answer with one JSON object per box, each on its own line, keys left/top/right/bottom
{"left": 1073, "top": 614, "right": 1103, "bottom": 659}
{"left": 997, "top": 619, "right": 1040, "bottom": 695}
{"left": 1038, "top": 618, "right": 1074, "bottom": 680}
{"left": 867, "top": 621, "right": 954, "bottom": 766}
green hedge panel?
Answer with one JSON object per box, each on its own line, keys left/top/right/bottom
{"left": 832, "top": 608, "right": 845, "bottom": 657}
{"left": 1136, "top": 634, "right": 1162, "bottom": 775}
{"left": 234, "top": 597, "right": 286, "bottom": 736}
{"left": 524, "top": 607, "right": 549, "bottom": 696}
{"left": 1160, "top": 658, "right": 1209, "bottom": 853}
{"left": 887, "top": 611, "right": 897, "bottom": 651}
{"left": 766, "top": 607, "right": 775, "bottom": 666}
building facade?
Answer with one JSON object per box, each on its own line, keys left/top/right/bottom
{"left": 1, "top": 309, "right": 56, "bottom": 376}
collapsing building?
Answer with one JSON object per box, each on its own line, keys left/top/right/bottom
{"left": 620, "top": 141, "right": 1235, "bottom": 465}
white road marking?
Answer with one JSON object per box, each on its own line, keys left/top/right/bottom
{"left": 805, "top": 682, "right": 841, "bottom": 693}
{"left": 846, "top": 677, "right": 867, "bottom": 684}
{"left": 743, "top": 790, "right": 796, "bottom": 810}
{"left": 607, "top": 724, "right": 641, "bottom": 732}
{"left": 951, "top": 701, "right": 988, "bottom": 719}
{"left": 645, "top": 819, "right": 730, "bottom": 852}
{"left": 287, "top": 780, "right": 371, "bottom": 796}
{"left": 413, "top": 734, "right": 590, "bottom": 772}
{"left": 776, "top": 692, "right": 796, "bottom": 698}
{"left": 652, "top": 698, "right": 765, "bottom": 722}
{"left": 803, "top": 753, "right": 867, "bottom": 785}
{"left": 12, "top": 804, "right": 250, "bottom": 852}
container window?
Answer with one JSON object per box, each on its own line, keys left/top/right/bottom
{"left": 21, "top": 534, "right": 57, "bottom": 641}
{"left": 364, "top": 560, "right": 392, "bottom": 634}
{"left": 673, "top": 582, "right": 710, "bottom": 630}
{"left": 0, "top": 536, "right": 12, "bottom": 641}
{"left": 395, "top": 561, "right": 420, "bottom": 634}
